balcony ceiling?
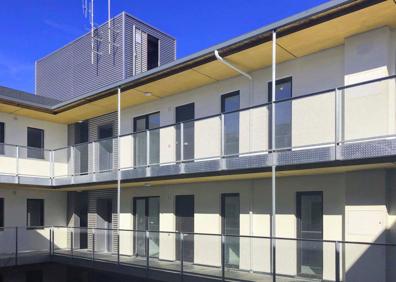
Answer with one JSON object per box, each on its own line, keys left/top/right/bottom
{"left": 1, "top": 0, "right": 396, "bottom": 124}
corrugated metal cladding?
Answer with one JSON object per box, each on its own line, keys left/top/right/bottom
{"left": 36, "top": 12, "right": 176, "bottom": 102}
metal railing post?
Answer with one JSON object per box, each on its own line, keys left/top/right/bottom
{"left": 15, "top": 227, "right": 18, "bottom": 265}
{"left": 180, "top": 123, "right": 184, "bottom": 162}
{"left": 180, "top": 232, "right": 184, "bottom": 281}
{"left": 49, "top": 228, "right": 52, "bottom": 256}
{"left": 221, "top": 234, "right": 225, "bottom": 281}
{"left": 71, "top": 146, "right": 75, "bottom": 184}
{"left": 117, "top": 232, "right": 120, "bottom": 265}
{"left": 146, "top": 230, "right": 150, "bottom": 276}
{"left": 71, "top": 230, "right": 74, "bottom": 257}
{"left": 335, "top": 241, "right": 340, "bottom": 282}
{"left": 16, "top": 146, "right": 19, "bottom": 181}
{"left": 52, "top": 228, "right": 55, "bottom": 255}
{"left": 221, "top": 113, "right": 225, "bottom": 157}
{"left": 146, "top": 131, "right": 150, "bottom": 166}
{"left": 92, "top": 231, "right": 96, "bottom": 262}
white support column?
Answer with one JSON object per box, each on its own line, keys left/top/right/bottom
{"left": 117, "top": 87, "right": 121, "bottom": 232}
{"left": 271, "top": 29, "right": 277, "bottom": 281}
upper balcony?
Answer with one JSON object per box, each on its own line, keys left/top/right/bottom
{"left": 0, "top": 76, "right": 395, "bottom": 187}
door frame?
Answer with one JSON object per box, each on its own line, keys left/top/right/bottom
{"left": 132, "top": 196, "right": 160, "bottom": 257}
{"left": 296, "top": 191, "right": 323, "bottom": 278}
{"left": 175, "top": 194, "right": 195, "bottom": 262}
{"left": 221, "top": 193, "right": 240, "bottom": 268}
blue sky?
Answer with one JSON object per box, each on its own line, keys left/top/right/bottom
{"left": 0, "top": 0, "right": 328, "bottom": 93}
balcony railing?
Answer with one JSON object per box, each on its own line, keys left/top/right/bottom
{"left": 0, "top": 75, "right": 396, "bottom": 184}
{"left": 1, "top": 226, "right": 395, "bottom": 282}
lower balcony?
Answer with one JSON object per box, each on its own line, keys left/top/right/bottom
{"left": 0, "top": 226, "right": 395, "bottom": 282}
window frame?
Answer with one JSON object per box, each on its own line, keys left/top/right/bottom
{"left": 26, "top": 199, "right": 44, "bottom": 229}
{"left": 27, "top": 127, "right": 45, "bottom": 159}
{"left": 221, "top": 91, "right": 240, "bottom": 113}
{"left": 133, "top": 112, "right": 160, "bottom": 133}
{"left": 0, "top": 122, "right": 4, "bottom": 155}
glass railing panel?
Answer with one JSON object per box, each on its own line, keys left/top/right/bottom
{"left": 120, "top": 230, "right": 147, "bottom": 267}
{"left": 183, "top": 233, "right": 222, "bottom": 278}
{"left": 17, "top": 226, "right": 51, "bottom": 264}
{"left": 93, "top": 228, "right": 115, "bottom": 262}
{"left": 224, "top": 236, "right": 272, "bottom": 281}
{"left": 0, "top": 227, "right": 16, "bottom": 267}
{"left": 176, "top": 121, "right": 195, "bottom": 162}
{"left": 0, "top": 144, "right": 17, "bottom": 176}
{"left": 239, "top": 105, "right": 270, "bottom": 155}
{"left": 342, "top": 77, "right": 396, "bottom": 142}
{"left": 194, "top": 116, "right": 221, "bottom": 160}
{"left": 119, "top": 135, "right": 133, "bottom": 170}
{"left": 133, "top": 132, "right": 147, "bottom": 167}
{"left": 275, "top": 238, "right": 334, "bottom": 282}
{"left": 95, "top": 138, "right": 115, "bottom": 173}
{"left": 53, "top": 147, "right": 70, "bottom": 177}
{"left": 223, "top": 111, "right": 240, "bottom": 157}
{"left": 73, "top": 143, "right": 89, "bottom": 175}
{"left": 17, "top": 147, "right": 51, "bottom": 177}
{"left": 149, "top": 128, "right": 160, "bottom": 165}
{"left": 159, "top": 125, "right": 176, "bottom": 165}
{"left": 71, "top": 227, "right": 90, "bottom": 259}
{"left": 52, "top": 227, "right": 70, "bottom": 255}
{"left": 342, "top": 241, "right": 390, "bottom": 282}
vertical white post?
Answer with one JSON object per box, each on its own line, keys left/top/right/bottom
{"left": 117, "top": 88, "right": 121, "bottom": 233}
{"left": 271, "top": 29, "right": 277, "bottom": 281}
{"left": 108, "top": 0, "right": 111, "bottom": 54}
{"left": 91, "top": 0, "right": 95, "bottom": 64}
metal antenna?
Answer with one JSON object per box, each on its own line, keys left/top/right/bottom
{"left": 82, "top": 0, "right": 88, "bottom": 18}
{"left": 90, "top": 0, "right": 103, "bottom": 64}
{"left": 107, "top": 0, "right": 120, "bottom": 55}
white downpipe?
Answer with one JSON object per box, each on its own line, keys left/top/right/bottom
{"left": 117, "top": 87, "right": 121, "bottom": 233}
{"left": 214, "top": 50, "right": 252, "bottom": 80}
{"left": 271, "top": 29, "right": 277, "bottom": 281}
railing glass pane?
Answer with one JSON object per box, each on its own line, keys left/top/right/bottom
{"left": 17, "top": 147, "right": 51, "bottom": 177}
{"left": 134, "top": 132, "right": 147, "bottom": 167}
{"left": 149, "top": 128, "right": 160, "bottom": 165}
{"left": 194, "top": 116, "right": 221, "bottom": 160}
{"left": 0, "top": 144, "right": 17, "bottom": 176}
{"left": 342, "top": 77, "right": 396, "bottom": 142}
{"left": 0, "top": 227, "right": 16, "bottom": 267}
{"left": 74, "top": 143, "right": 89, "bottom": 175}
{"left": 223, "top": 111, "right": 240, "bottom": 156}
{"left": 96, "top": 139, "right": 114, "bottom": 172}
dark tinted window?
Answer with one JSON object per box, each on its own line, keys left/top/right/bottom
{"left": 75, "top": 121, "right": 88, "bottom": 144}
{"left": 221, "top": 91, "right": 240, "bottom": 113}
{"left": 0, "top": 122, "right": 4, "bottom": 155}
{"left": 147, "top": 34, "right": 159, "bottom": 70}
{"left": 27, "top": 127, "right": 44, "bottom": 159}
{"left": 98, "top": 124, "right": 113, "bottom": 140}
{"left": 133, "top": 112, "right": 160, "bottom": 132}
{"left": 0, "top": 198, "right": 4, "bottom": 229}
{"left": 27, "top": 199, "right": 44, "bottom": 227}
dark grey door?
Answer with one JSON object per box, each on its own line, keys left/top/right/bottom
{"left": 268, "top": 77, "right": 292, "bottom": 150}
{"left": 98, "top": 124, "right": 113, "bottom": 171}
{"left": 221, "top": 91, "right": 240, "bottom": 156}
{"left": 176, "top": 103, "right": 195, "bottom": 161}
{"left": 297, "top": 192, "right": 323, "bottom": 278}
{"left": 74, "top": 121, "right": 89, "bottom": 175}
{"left": 176, "top": 195, "right": 194, "bottom": 262}
{"left": 97, "top": 199, "right": 112, "bottom": 253}
{"left": 222, "top": 193, "right": 240, "bottom": 268}
{"left": 133, "top": 197, "right": 160, "bottom": 258}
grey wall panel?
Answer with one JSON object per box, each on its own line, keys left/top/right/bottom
{"left": 36, "top": 15, "right": 124, "bottom": 101}
{"left": 36, "top": 13, "right": 176, "bottom": 101}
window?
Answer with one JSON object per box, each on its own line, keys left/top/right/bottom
{"left": 147, "top": 34, "right": 159, "bottom": 70}
{"left": 27, "top": 127, "right": 44, "bottom": 159}
{"left": 97, "top": 123, "right": 114, "bottom": 172}
{"left": 221, "top": 91, "right": 240, "bottom": 156}
{"left": 268, "top": 77, "right": 292, "bottom": 150}
{"left": 176, "top": 103, "right": 195, "bottom": 161}
{"left": 0, "top": 122, "right": 4, "bottom": 155}
{"left": 26, "top": 270, "right": 43, "bottom": 282}
{"left": 27, "top": 199, "right": 44, "bottom": 228}
{"left": 133, "top": 112, "right": 160, "bottom": 166}
{"left": 0, "top": 198, "right": 4, "bottom": 229}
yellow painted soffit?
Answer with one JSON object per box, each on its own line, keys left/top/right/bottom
{"left": 1, "top": 1, "right": 396, "bottom": 124}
